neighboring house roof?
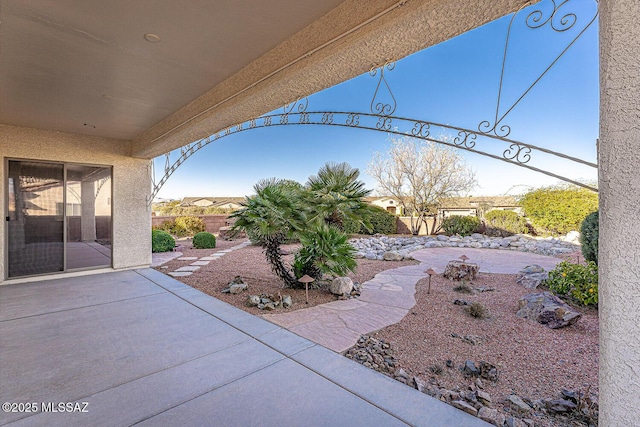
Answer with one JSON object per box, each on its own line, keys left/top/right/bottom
{"left": 439, "top": 196, "right": 519, "bottom": 209}
{"left": 180, "top": 197, "right": 245, "bottom": 208}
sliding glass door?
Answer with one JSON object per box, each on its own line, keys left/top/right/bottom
{"left": 6, "top": 160, "right": 112, "bottom": 278}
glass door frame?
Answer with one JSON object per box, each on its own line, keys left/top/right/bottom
{"left": 4, "top": 158, "right": 113, "bottom": 279}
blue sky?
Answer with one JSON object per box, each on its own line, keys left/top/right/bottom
{"left": 154, "top": 0, "right": 599, "bottom": 200}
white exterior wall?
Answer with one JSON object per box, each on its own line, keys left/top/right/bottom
{"left": 0, "top": 124, "right": 151, "bottom": 282}
{"left": 599, "top": 0, "right": 640, "bottom": 424}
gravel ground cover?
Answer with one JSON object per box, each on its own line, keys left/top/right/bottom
{"left": 155, "top": 238, "right": 598, "bottom": 426}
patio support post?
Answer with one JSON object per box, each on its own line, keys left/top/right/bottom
{"left": 598, "top": 0, "right": 640, "bottom": 424}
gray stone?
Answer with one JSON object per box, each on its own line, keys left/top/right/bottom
{"left": 247, "top": 295, "right": 260, "bottom": 306}
{"left": 477, "top": 407, "right": 499, "bottom": 424}
{"left": 516, "top": 264, "right": 548, "bottom": 289}
{"left": 505, "top": 416, "right": 529, "bottom": 427}
{"left": 516, "top": 292, "right": 581, "bottom": 328}
{"left": 451, "top": 400, "right": 478, "bottom": 416}
{"left": 507, "top": 395, "right": 532, "bottom": 414}
{"left": 476, "top": 390, "right": 492, "bottom": 404}
{"left": 329, "top": 277, "right": 354, "bottom": 295}
{"left": 382, "top": 251, "right": 403, "bottom": 261}
{"left": 463, "top": 360, "right": 480, "bottom": 376}
{"left": 546, "top": 398, "right": 577, "bottom": 413}
{"left": 282, "top": 295, "right": 293, "bottom": 308}
{"left": 263, "top": 303, "right": 276, "bottom": 311}
{"left": 229, "top": 283, "right": 248, "bottom": 294}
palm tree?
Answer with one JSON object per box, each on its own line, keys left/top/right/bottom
{"left": 305, "top": 162, "right": 372, "bottom": 231}
{"left": 230, "top": 178, "right": 305, "bottom": 288}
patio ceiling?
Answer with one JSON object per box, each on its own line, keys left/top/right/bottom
{"left": 0, "top": 0, "right": 529, "bottom": 158}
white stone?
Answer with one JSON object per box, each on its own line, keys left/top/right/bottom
{"left": 330, "top": 277, "right": 353, "bottom": 295}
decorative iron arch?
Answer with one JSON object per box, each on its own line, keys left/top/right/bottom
{"left": 149, "top": 0, "right": 598, "bottom": 204}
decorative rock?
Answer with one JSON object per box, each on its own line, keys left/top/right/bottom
{"left": 451, "top": 400, "right": 478, "bottom": 416}
{"left": 413, "top": 376, "right": 427, "bottom": 393}
{"left": 330, "top": 277, "right": 354, "bottom": 295}
{"left": 545, "top": 398, "right": 577, "bottom": 413}
{"left": 282, "top": 295, "right": 293, "bottom": 308}
{"left": 515, "top": 264, "right": 548, "bottom": 289}
{"left": 505, "top": 416, "right": 529, "bottom": 427}
{"left": 443, "top": 260, "right": 479, "bottom": 280}
{"left": 229, "top": 283, "right": 247, "bottom": 294}
{"left": 516, "top": 291, "right": 581, "bottom": 328}
{"left": 507, "top": 395, "right": 532, "bottom": 414}
{"left": 478, "top": 361, "right": 498, "bottom": 382}
{"left": 477, "top": 390, "right": 492, "bottom": 405}
{"left": 348, "top": 233, "right": 578, "bottom": 259}
{"left": 247, "top": 295, "right": 260, "bottom": 306}
{"left": 453, "top": 299, "right": 469, "bottom": 306}
{"left": 383, "top": 251, "right": 403, "bottom": 261}
{"left": 463, "top": 360, "right": 480, "bottom": 376}
{"left": 263, "top": 302, "right": 276, "bottom": 311}
{"left": 478, "top": 407, "right": 501, "bottom": 425}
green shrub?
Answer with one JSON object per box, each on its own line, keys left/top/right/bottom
{"left": 343, "top": 206, "right": 397, "bottom": 235}
{"left": 174, "top": 216, "right": 206, "bottom": 236}
{"left": 192, "top": 232, "right": 216, "bottom": 249}
{"left": 441, "top": 215, "right": 481, "bottom": 236}
{"left": 296, "top": 225, "right": 357, "bottom": 279}
{"left": 547, "top": 261, "right": 598, "bottom": 306}
{"left": 152, "top": 229, "right": 175, "bottom": 253}
{"left": 519, "top": 186, "right": 598, "bottom": 235}
{"left": 580, "top": 211, "right": 599, "bottom": 265}
{"left": 484, "top": 210, "right": 528, "bottom": 236}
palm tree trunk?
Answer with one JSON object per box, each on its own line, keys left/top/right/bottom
{"left": 263, "top": 235, "right": 297, "bottom": 288}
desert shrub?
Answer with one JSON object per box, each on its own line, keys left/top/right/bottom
{"left": 152, "top": 229, "right": 175, "bottom": 253}
{"left": 484, "top": 210, "right": 528, "bottom": 236}
{"left": 519, "top": 185, "right": 598, "bottom": 235}
{"left": 296, "top": 225, "right": 357, "bottom": 279}
{"left": 441, "top": 215, "right": 481, "bottom": 236}
{"left": 192, "top": 232, "right": 216, "bottom": 249}
{"left": 580, "top": 211, "right": 599, "bottom": 265}
{"left": 174, "top": 216, "right": 206, "bottom": 236}
{"left": 547, "top": 261, "right": 598, "bottom": 306}
{"left": 465, "top": 302, "right": 488, "bottom": 319}
{"left": 453, "top": 282, "right": 473, "bottom": 294}
{"left": 343, "top": 206, "right": 397, "bottom": 235}
{"left": 292, "top": 251, "right": 322, "bottom": 281}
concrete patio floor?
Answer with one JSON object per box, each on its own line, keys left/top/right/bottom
{"left": 0, "top": 268, "right": 489, "bottom": 427}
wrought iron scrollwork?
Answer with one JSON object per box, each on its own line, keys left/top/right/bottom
{"left": 346, "top": 113, "right": 360, "bottom": 127}
{"left": 526, "top": 0, "right": 577, "bottom": 32}
{"left": 370, "top": 61, "right": 396, "bottom": 116}
{"left": 453, "top": 130, "right": 478, "bottom": 149}
{"left": 503, "top": 143, "right": 532, "bottom": 164}
{"left": 321, "top": 112, "right": 334, "bottom": 124}
{"left": 479, "top": 0, "right": 598, "bottom": 140}
{"left": 411, "top": 121, "right": 430, "bottom": 138}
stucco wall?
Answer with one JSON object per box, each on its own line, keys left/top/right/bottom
{"left": 0, "top": 124, "right": 151, "bottom": 282}
{"left": 599, "top": 0, "right": 640, "bottom": 424}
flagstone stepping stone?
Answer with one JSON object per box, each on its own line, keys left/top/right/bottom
{"left": 190, "top": 261, "right": 210, "bottom": 266}
{"left": 175, "top": 266, "right": 200, "bottom": 272}
{"left": 177, "top": 257, "right": 198, "bottom": 261}
{"left": 169, "top": 272, "right": 193, "bottom": 277}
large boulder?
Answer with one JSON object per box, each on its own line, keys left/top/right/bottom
{"left": 443, "top": 260, "right": 479, "bottom": 280}
{"left": 382, "top": 251, "right": 403, "bottom": 261}
{"left": 516, "top": 292, "right": 581, "bottom": 328}
{"left": 330, "top": 277, "right": 354, "bottom": 295}
{"left": 515, "top": 264, "right": 548, "bottom": 289}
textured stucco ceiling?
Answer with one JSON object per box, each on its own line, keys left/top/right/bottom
{"left": 0, "top": 0, "right": 531, "bottom": 158}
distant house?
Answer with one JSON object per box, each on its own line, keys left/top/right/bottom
{"left": 180, "top": 197, "right": 245, "bottom": 211}
{"left": 363, "top": 196, "right": 405, "bottom": 215}
{"left": 438, "top": 196, "right": 521, "bottom": 218}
